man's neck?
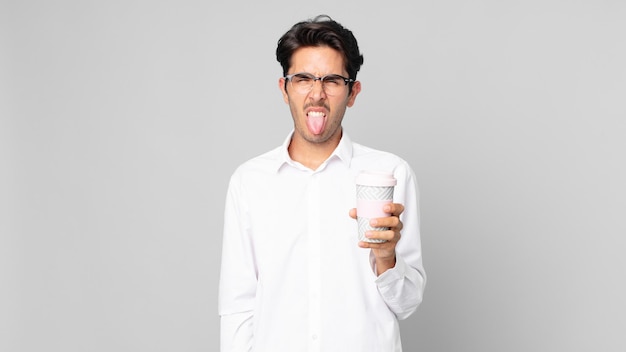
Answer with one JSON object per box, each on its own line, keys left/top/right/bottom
{"left": 288, "top": 131, "right": 341, "bottom": 170}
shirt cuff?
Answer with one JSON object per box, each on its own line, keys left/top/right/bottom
{"left": 370, "top": 250, "right": 407, "bottom": 284}
{"left": 370, "top": 251, "right": 406, "bottom": 286}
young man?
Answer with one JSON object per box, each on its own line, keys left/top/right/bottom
{"left": 219, "top": 15, "right": 426, "bottom": 352}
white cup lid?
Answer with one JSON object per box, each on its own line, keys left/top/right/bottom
{"left": 355, "top": 171, "right": 397, "bottom": 186}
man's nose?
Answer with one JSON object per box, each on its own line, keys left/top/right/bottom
{"left": 309, "top": 79, "right": 327, "bottom": 99}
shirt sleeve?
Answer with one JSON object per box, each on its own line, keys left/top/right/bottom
{"left": 219, "top": 171, "right": 257, "bottom": 351}
{"left": 374, "top": 162, "right": 427, "bottom": 320}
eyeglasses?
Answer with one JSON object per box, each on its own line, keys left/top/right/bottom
{"left": 284, "top": 72, "right": 355, "bottom": 96}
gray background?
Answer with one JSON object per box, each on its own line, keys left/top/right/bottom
{"left": 2, "top": 0, "right": 625, "bottom": 351}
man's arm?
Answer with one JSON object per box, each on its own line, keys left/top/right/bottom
{"left": 220, "top": 311, "right": 254, "bottom": 352}
{"left": 219, "top": 173, "right": 257, "bottom": 351}
{"left": 350, "top": 164, "right": 427, "bottom": 320}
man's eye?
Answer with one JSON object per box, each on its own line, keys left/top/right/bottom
{"left": 293, "top": 75, "right": 313, "bottom": 83}
{"left": 324, "top": 76, "right": 343, "bottom": 85}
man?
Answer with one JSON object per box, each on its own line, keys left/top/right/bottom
{"left": 219, "top": 15, "right": 426, "bottom": 352}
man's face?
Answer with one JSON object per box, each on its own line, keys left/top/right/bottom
{"left": 279, "top": 46, "right": 361, "bottom": 146}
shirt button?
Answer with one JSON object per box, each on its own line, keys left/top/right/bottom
{"left": 312, "top": 334, "right": 318, "bottom": 340}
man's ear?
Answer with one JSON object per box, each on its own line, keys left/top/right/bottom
{"left": 278, "top": 77, "right": 289, "bottom": 104}
{"left": 347, "top": 80, "right": 362, "bottom": 107}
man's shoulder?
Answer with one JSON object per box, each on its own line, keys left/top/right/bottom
{"left": 352, "top": 141, "right": 407, "bottom": 165}
{"left": 231, "top": 145, "right": 283, "bottom": 176}
{"left": 349, "top": 141, "right": 416, "bottom": 183}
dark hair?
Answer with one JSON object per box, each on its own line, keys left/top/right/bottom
{"left": 276, "top": 15, "right": 364, "bottom": 81}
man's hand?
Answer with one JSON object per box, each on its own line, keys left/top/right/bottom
{"left": 349, "top": 203, "right": 404, "bottom": 275}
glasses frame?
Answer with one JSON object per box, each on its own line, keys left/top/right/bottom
{"left": 284, "top": 72, "right": 355, "bottom": 95}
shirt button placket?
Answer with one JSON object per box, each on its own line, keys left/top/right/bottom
{"left": 307, "top": 172, "right": 321, "bottom": 352}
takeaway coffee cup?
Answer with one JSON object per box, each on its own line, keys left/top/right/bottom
{"left": 355, "top": 171, "right": 397, "bottom": 243}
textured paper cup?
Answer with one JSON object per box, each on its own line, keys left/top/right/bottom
{"left": 356, "top": 171, "right": 397, "bottom": 243}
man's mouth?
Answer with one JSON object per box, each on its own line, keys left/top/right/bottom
{"left": 306, "top": 111, "right": 326, "bottom": 135}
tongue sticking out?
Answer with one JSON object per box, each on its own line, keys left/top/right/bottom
{"left": 306, "top": 112, "right": 326, "bottom": 135}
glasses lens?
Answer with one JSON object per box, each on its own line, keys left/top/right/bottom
{"left": 288, "top": 74, "right": 348, "bottom": 96}
{"left": 290, "top": 74, "right": 314, "bottom": 94}
{"left": 321, "top": 75, "right": 345, "bottom": 95}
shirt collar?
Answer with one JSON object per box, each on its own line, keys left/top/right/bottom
{"left": 274, "top": 130, "right": 353, "bottom": 173}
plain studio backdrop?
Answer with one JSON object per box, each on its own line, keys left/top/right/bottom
{"left": 1, "top": 1, "right": 625, "bottom": 351}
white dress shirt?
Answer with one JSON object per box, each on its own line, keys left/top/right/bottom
{"left": 219, "top": 131, "right": 426, "bottom": 352}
